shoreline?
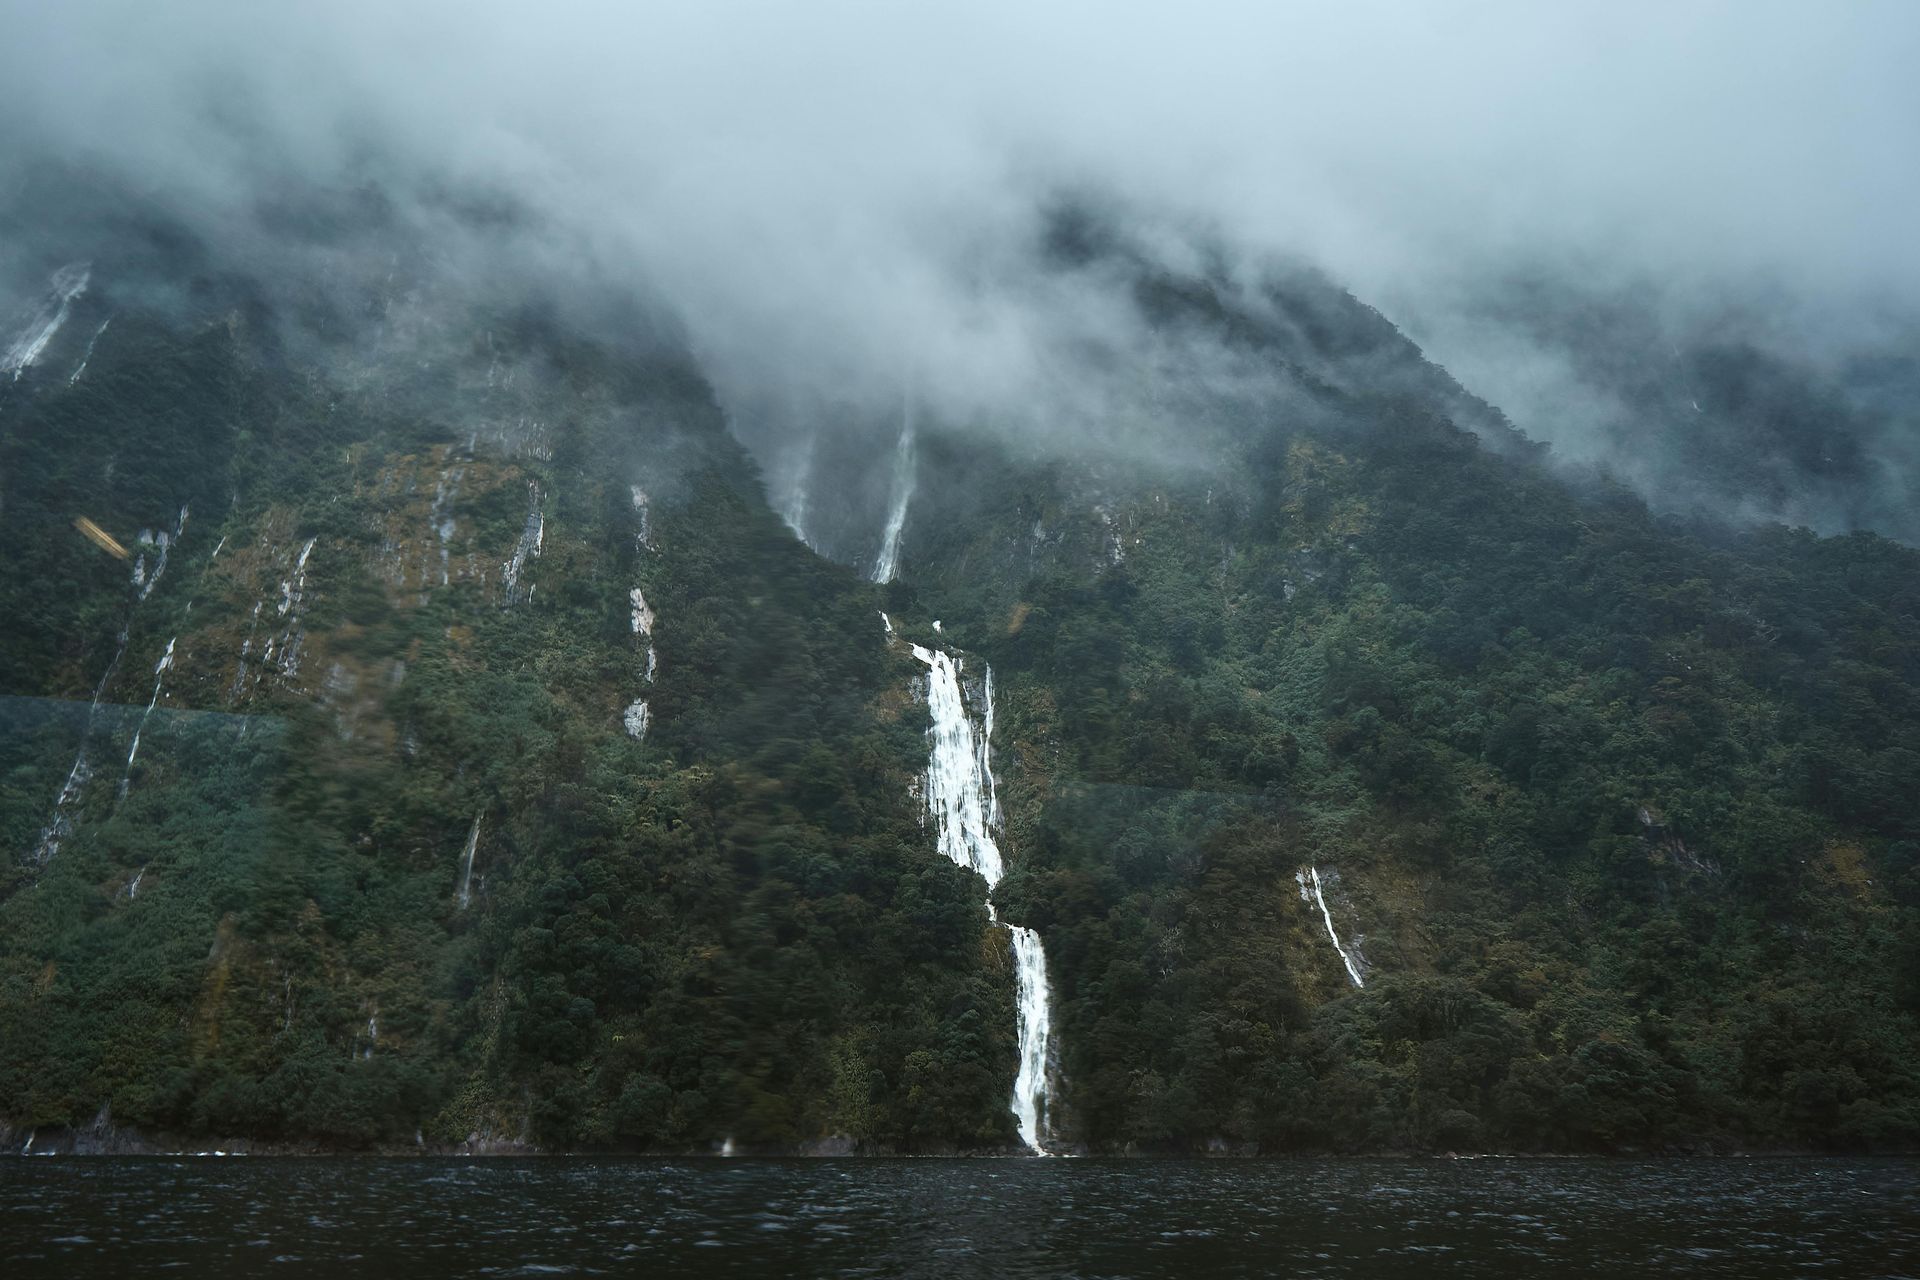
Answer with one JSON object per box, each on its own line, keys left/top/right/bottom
{"left": 4, "top": 1122, "right": 1912, "bottom": 1161}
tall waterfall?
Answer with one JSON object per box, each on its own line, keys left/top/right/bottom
{"left": 871, "top": 394, "right": 916, "bottom": 584}
{"left": 908, "top": 639, "right": 1054, "bottom": 1150}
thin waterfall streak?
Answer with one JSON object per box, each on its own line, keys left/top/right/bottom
{"left": 980, "top": 665, "right": 1002, "bottom": 831}
{"left": 781, "top": 433, "right": 816, "bottom": 543}
{"left": 32, "top": 561, "right": 148, "bottom": 862}
{"left": 121, "top": 637, "right": 177, "bottom": 791}
{"left": 871, "top": 391, "right": 915, "bottom": 583}
{"left": 456, "top": 817, "right": 482, "bottom": 909}
{"left": 1305, "top": 865, "right": 1366, "bottom": 988}
{"left": 68, "top": 315, "right": 111, "bottom": 384}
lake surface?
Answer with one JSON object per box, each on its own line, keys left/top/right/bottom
{"left": 3, "top": 1156, "right": 1916, "bottom": 1277}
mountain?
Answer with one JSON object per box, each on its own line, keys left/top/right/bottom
{"left": 2, "top": 176, "right": 1917, "bottom": 1155}
{"left": 1402, "top": 270, "right": 1920, "bottom": 543}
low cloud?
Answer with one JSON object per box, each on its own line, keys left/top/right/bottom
{"left": 4, "top": 1, "right": 1917, "bottom": 531}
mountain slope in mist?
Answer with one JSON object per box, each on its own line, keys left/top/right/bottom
{"left": 2, "top": 175, "right": 1918, "bottom": 1155}
{"left": 1403, "top": 272, "right": 1920, "bottom": 543}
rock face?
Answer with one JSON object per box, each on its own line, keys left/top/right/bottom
{"left": 2, "top": 176, "right": 1919, "bottom": 1158}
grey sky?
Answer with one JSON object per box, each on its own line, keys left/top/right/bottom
{"left": 5, "top": 1, "right": 1917, "bottom": 466}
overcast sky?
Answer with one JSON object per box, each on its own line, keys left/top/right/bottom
{"left": 5, "top": 1, "right": 1918, "bottom": 445}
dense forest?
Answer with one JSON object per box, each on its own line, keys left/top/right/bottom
{"left": 2, "top": 184, "right": 1917, "bottom": 1155}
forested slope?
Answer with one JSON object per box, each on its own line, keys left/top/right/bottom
{"left": 0, "top": 206, "right": 1023, "bottom": 1152}
{"left": 876, "top": 230, "right": 1920, "bottom": 1153}
{"left": 3, "top": 188, "right": 1917, "bottom": 1154}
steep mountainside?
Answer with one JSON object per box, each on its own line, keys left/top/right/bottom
{"left": 3, "top": 185, "right": 1918, "bottom": 1155}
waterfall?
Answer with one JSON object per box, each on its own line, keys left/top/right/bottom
{"left": 119, "top": 636, "right": 176, "bottom": 794}
{"left": 626, "top": 588, "right": 656, "bottom": 732}
{"left": 431, "top": 466, "right": 466, "bottom": 588}
{"left": 4, "top": 262, "right": 89, "bottom": 379}
{"left": 32, "top": 755, "right": 93, "bottom": 866}
{"left": 33, "top": 619, "right": 127, "bottom": 861}
{"left": 1007, "top": 925, "right": 1053, "bottom": 1146}
{"left": 278, "top": 535, "right": 316, "bottom": 617}
{"left": 780, "top": 435, "right": 815, "bottom": 543}
{"left": 255, "top": 533, "right": 318, "bottom": 685}
{"left": 30, "top": 520, "right": 157, "bottom": 861}
{"left": 979, "top": 665, "right": 1001, "bottom": 832}
{"left": 137, "top": 505, "right": 189, "bottom": 602}
{"left": 67, "top": 315, "right": 110, "bottom": 385}
{"left": 501, "top": 482, "right": 543, "bottom": 603}
{"left": 1298, "top": 865, "right": 1366, "bottom": 988}
{"left": 456, "top": 817, "right": 482, "bottom": 909}
{"left": 871, "top": 394, "right": 915, "bottom": 584}
{"left": 909, "top": 641, "right": 1054, "bottom": 1151}
{"left": 630, "top": 484, "right": 653, "bottom": 550}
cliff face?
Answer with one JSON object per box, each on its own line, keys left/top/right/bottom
{"left": 3, "top": 187, "right": 1918, "bottom": 1155}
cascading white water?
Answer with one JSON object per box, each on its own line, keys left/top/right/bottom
{"left": 501, "top": 482, "right": 543, "bottom": 603}
{"left": 136, "top": 506, "right": 188, "bottom": 603}
{"left": 1298, "top": 865, "right": 1366, "bottom": 988}
{"left": 871, "top": 396, "right": 916, "bottom": 584}
{"left": 119, "top": 636, "right": 176, "bottom": 793}
{"left": 264, "top": 534, "right": 318, "bottom": 680}
{"left": 627, "top": 587, "right": 657, "bottom": 728}
{"left": 908, "top": 639, "right": 1054, "bottom": 1151}
{"left": 912, "top": 644, "right": 1004, "bottom": 885}
{"left": 456, "top": 816, "right": 482, "bottom": 909}
{"left": 430, "top": 465, "right": 466, "bottom": 589}
{"left": 630, "top": 484, "right": 653, "bottom": 550}
{"left": 979, "top": 665, "right": 1001, "bottom": 832}
{"left": 3, "top": 262, "right": 89, "bottom": 379}
{"left": 1007, "top": 924, "right": 1053, "bottom": 1145}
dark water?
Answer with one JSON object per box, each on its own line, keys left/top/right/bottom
{"left": 3, "top": 1157, "right": 1917, "bottom": 1278}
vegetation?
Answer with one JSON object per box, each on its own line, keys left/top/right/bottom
{"left": 1, "top": 215, "right": 1916, "bottom": 1154}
